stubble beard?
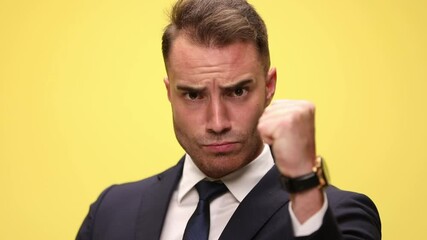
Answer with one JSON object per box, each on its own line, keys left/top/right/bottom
{"left": 173, "top": 121, "right": 264, "bottom": 179}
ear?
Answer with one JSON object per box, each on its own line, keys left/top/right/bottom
{"left": 265, "top": 67, "right": 277, "bottom": 106}
{"left": 164, "top": 77, "right": 171, "bottom": 101}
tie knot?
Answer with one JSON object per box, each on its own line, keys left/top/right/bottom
{"left": 195, "top": 180, "right": 228, "bottom": 202}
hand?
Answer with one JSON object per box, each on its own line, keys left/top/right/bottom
{"left": 258, "top": 99, "right": 317, "bottom": 177}
{"left": 258, "top": 99, "right": 324, "bottom": 223}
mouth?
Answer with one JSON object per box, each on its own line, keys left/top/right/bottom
{"left": 202, "top": 142, "right": 239, "bottom": 153}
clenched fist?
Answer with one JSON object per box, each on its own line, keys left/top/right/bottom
{"left": 258, "top": 100, "right": 317, "bottom": 178}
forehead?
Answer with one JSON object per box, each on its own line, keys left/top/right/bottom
{"left": 166, "top": 35, "right": 263, "bottom": 81}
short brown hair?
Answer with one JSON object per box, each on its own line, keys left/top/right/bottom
{"left": 162, "top": 0, "right": 270, "bottom": 72}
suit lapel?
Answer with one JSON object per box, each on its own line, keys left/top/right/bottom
{"left": 135, "top": 158, "right": 184, "bottom": 240}
{"left": 219, "top": 166, "right": 290, "bottom": 240}
{"left": 133, "top": 158, "right": 291, "bottom": 239}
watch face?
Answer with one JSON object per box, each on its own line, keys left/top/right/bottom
{"left": 280, "top": 156, "right": 330, "bottom": 193}
{"left": 317, "top": 156, "right": 329, "bottom": 187}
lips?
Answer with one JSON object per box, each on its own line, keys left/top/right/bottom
{"left": 202, "top": 142, "right": 238, "bottom": 153}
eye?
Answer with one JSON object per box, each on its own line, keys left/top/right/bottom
{"left": 230, "top": 87, "right": 248, "bottom": 97}
{"left": 234, "top": 88, "right": 244, "bottom": 96}
{"left": 185, "top": 91, "right": 201, "bottom": 100}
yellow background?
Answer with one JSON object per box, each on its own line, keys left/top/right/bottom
{"left": 1, "top": 0, "right": 426, "bottom": 239}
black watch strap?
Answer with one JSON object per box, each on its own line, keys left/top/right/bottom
{"left": 280, "top": 172, "right": 320, "bottom": 193}
{"left": 280, "top": 156, "right": 328, "bottom": 193}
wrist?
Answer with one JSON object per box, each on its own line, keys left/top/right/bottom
{"left": 290, "top": 187, "right": 324, "bottom": 224}
{"left": 279, "top": 161, "right": 314, "bottom": 178}
{"left": 280, "top": 156, "right": 329, "bottom": 194}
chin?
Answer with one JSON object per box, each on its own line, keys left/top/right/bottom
{"left": 197, "top": 154, "right": 251, "bottom": 179}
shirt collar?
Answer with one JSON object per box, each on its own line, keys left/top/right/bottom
{"left": 177, "top": 144, "right": 274, "bottom": 203}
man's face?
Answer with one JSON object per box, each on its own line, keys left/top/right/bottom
{"left": 164, "top": 35, "right": 276, "bottom": 178}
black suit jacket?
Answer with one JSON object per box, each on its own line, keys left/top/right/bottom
{"left": 76, "top": 159, "right": 381, "bottom": 240}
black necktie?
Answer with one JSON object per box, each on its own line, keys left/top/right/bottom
{"left": 183, "top": 180, "right": 228, "bottom": 240}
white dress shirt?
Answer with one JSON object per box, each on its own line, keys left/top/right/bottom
{"left": 160, "top": 144, "right": 327, "bottom": 240}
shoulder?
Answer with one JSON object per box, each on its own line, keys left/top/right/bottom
{"left": 100, "top": 160, "right": 183, "bottom": 201}
{"left": 76, "top": 160, "right": 184, "bottom": 239}
{"left": 87, "top": 158, "right": 184, "bottom": 211}
{"left": 325, "top": 185, "right": 379, "bottom": 213}
{"left": 83, "top": 160, "right": 183, "bottom": 224}
{"left": 324, "top": 185, "right": 382, "bottom": 239}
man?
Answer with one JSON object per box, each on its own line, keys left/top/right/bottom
{"left": 77, "top": 0, "right": 381, "bottom": 239}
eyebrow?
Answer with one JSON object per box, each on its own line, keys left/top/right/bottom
{"left": 176, "top": 84, "right": 206, "bottom": 92}
{"left": 175, "top": 79, "right": 254, "bottom": 92}
{"left": 220, "top": 79, "right": 254, "bottom": 90}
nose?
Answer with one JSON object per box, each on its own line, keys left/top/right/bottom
{"left": 206, "top": 97, "right": 231, "bottom": 134}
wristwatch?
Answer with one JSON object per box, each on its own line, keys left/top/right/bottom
{"left": 280, "top": 156, "right": 329, "bottom": 193}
